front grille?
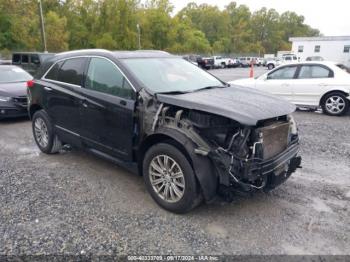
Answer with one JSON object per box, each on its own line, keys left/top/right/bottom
{"left": 256, "top": 122, "right": 289, "bottom": 160}
{"left": 12, "top": 96, "right": 28, "bottom": 107}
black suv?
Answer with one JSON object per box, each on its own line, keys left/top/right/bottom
{"left": 28, "top": 49, "right": 301, "bottom": 213}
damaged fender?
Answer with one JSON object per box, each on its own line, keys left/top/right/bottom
{"left": 150, "top": 127, "right": 218, "bottom": 202}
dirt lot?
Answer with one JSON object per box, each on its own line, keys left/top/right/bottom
{"left": 0, "top": 68, "right": 349, "bottom": 256}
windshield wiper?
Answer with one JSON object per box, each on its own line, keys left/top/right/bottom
{"left": 155, "top": 85, "right": 226, "bottom": 95}
{"left": 155, "top": 90, "right": 190, "bottom": 95}
{"left": 191, "top": 85, "right": 226, "bottom": 92}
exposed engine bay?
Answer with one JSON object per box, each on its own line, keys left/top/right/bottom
{"left": 139, "top": 89, "right": 301, "bottom": 202}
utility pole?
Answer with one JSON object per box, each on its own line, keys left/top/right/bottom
{"left": 38, "top": 0, "right": 47, "bottom": 52}
{"left": 136, "top": 24, "right": 141, "bottom": 50}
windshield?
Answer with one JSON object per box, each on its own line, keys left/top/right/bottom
{"left": 121, "top": 58, "right": 224, "bottom": 93}
{"left": 0, "top": 67, "right": 32, "bottom": 83}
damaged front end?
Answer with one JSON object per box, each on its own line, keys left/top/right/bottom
{"left": 142, "top": 94, "right": 301, "bottom": 202}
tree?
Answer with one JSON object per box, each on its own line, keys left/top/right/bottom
{"left": 0, "top": 0, "right": 321, "bottom": 55}
{"left": 45, "top": 11, "right": 69, "bottom": 51}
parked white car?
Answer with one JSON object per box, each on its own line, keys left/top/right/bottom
{"left": 266, "top": 54, "right": 299, "bottom": 70}
{"left": 212, "top": 56, "right": 233, "bottom": 68}
{"left": 229, "top": 61, "right": 350, "bottom": 116}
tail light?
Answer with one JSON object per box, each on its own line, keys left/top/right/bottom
{"left": 27, "top": 80, "right": 34, "bottom": 88}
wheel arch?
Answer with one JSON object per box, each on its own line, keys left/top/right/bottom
{"left": 138, "top": 128, "right": 218, "bottom": 202}
{"left": 319, "top": 90, "right": 350, "bottom": 106}
{"left": 137, "top": 133, "right": 192, "bottom": 174}
{"left": 29, "top": 104, "right": 43, "bottom": 119}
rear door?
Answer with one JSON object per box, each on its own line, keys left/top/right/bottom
{"left": 292, "top": 64, "right": 334, "bottom": 106}
{"left": 256, "top": 65, "right": 298, "bottom": 102}
{"left": 42, "top": 57, "right": 87, "bottom": 145}
{"left": 79, "top": 57, "right": 136, "bottom": 161}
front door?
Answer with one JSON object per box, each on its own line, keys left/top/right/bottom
{"left": 256, "top": 65, "right": 298, "bottom": 102}
{"left": 79, "top": 57, "right": 136, "bottom": 161}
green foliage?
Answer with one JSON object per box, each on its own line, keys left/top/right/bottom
{"left": 45, "top": 11, "right": 69, "bottom": 51}
{"left": 0, "top": 0, "right": 320, "bottom": 55}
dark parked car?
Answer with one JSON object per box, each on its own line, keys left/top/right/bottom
{"left": 12, "top": 52, "right": 54, "bottom": 75}
{"left": 227, "top": 58, "right": 241, "bottom": 68}
{"left": 237, "top": 57, "right": 250, "bottom": 67}
{"left": 196, "top": 56, "right": 214, "bottom": 69}
{"left": 28, "top": 49, "right": 301, "bottom": 213}
{"left": 0, "top": 65, "right": 32, "bottom": 119}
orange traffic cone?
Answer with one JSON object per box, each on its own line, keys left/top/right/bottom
{"left": 249, "top": 62, "right": 254, "bottom": 78}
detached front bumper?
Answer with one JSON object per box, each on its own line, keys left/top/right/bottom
{"left": 216, "top": 142, "right": 301, "bottom": 200}
{"left": 259, "top": 142, "right": 301, "bottom": 191}
{"left": 253, "top": 142, "right": 301, "bottom": 176}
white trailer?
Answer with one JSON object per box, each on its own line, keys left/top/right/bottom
{"left": 289, "top": 36, "right": 350, "bottom": 66}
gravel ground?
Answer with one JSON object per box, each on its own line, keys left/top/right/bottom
{"left": 0, "top": 68, "right": 349, "bottom": 256}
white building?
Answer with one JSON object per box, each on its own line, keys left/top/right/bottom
{"left": 289, "top": 36, "right": 350, "bottom": 66}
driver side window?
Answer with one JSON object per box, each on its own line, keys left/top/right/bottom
{"left": 268, "top": 66, "right": 297, "bottom": 80}
{"left": 85, "top": 57, "right": 134, "bottom": 99}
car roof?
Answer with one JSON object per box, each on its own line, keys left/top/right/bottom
{"left": 12, "top": 52, "right": 55, "bottom": 55}
{"left": 52, "top": 49, "right": 174, "bottom": 60}
{"left": 35, "top": 49, "right": 179, "bottom": 84}
{"left": 278, "top": 61, "right": 338, "bottom": 67}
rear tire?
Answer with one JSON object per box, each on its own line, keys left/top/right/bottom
{"left": 32, "top": 110, "right": 62, "bottom": 154}
{"left": 143, "top": 143, "right": 201, "bottom": 213}
{"left": 321, "top": 92, "right": 349, "bottom": 116}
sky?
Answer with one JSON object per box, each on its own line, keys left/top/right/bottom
{"left": 171, "top": 0, "right": 350, "bottom": 36}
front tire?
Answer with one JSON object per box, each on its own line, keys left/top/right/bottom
{"left": 321, "top": 92, "right": 349, "bottom": 116}
{"left": 143, "top": 143, "right": 201, "bottom": 213}
{"left": 32, "top": 110, "right": 62, "bottom": 154}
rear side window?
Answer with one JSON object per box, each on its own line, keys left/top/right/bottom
{"left": 45, "top": 61, "right": 63, "bottom": 81}
{"left": 298, "top": 65, "right": 332, "bottom": 79}
{"left": 85, "top": 57, "right": 133, "bottom": 99}
{"left": 30, "top": 54, "right": 40, "bottom": 65}
{"left": 21, "top": 55, "right": 29, "bottom": 63}
{"left": 57, "top": 58, "right": 85, "bottom": 86}
{"left": 12, "top": 54, "right": 21, "bottom": 64}
{"left": 268, "top": 66, "right": 298, "bottom": 80}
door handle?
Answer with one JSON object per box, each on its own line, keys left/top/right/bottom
{"left": 81, "top": 100, "right": 88, "bottom": 108}
{"left": 319, "top": 83, "right": 328, "bottom": 86}
{"left": 44, "top": 86, "right": 52, "bottom": 91}
{"left": 120, "top": 100, "right": 127, "bottom": 106}
{"left": 281, "top": 83, "right": 290, "bottom": 87}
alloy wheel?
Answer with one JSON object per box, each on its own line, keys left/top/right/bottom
{"left": 34, "top": 117, "right": 49, "bottom": 148}
{"left": 149, "top": 155, "right": 185, "bottom": 203}
{"left": 325, "top": 95, "right": 345, "bottom": 114}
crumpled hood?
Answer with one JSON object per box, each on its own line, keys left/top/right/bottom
{"left": 0, "top": 82, "right": 27, "bottom": 97}
{"left": 156, "top": 85, "right": 296, "bottom": 126}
